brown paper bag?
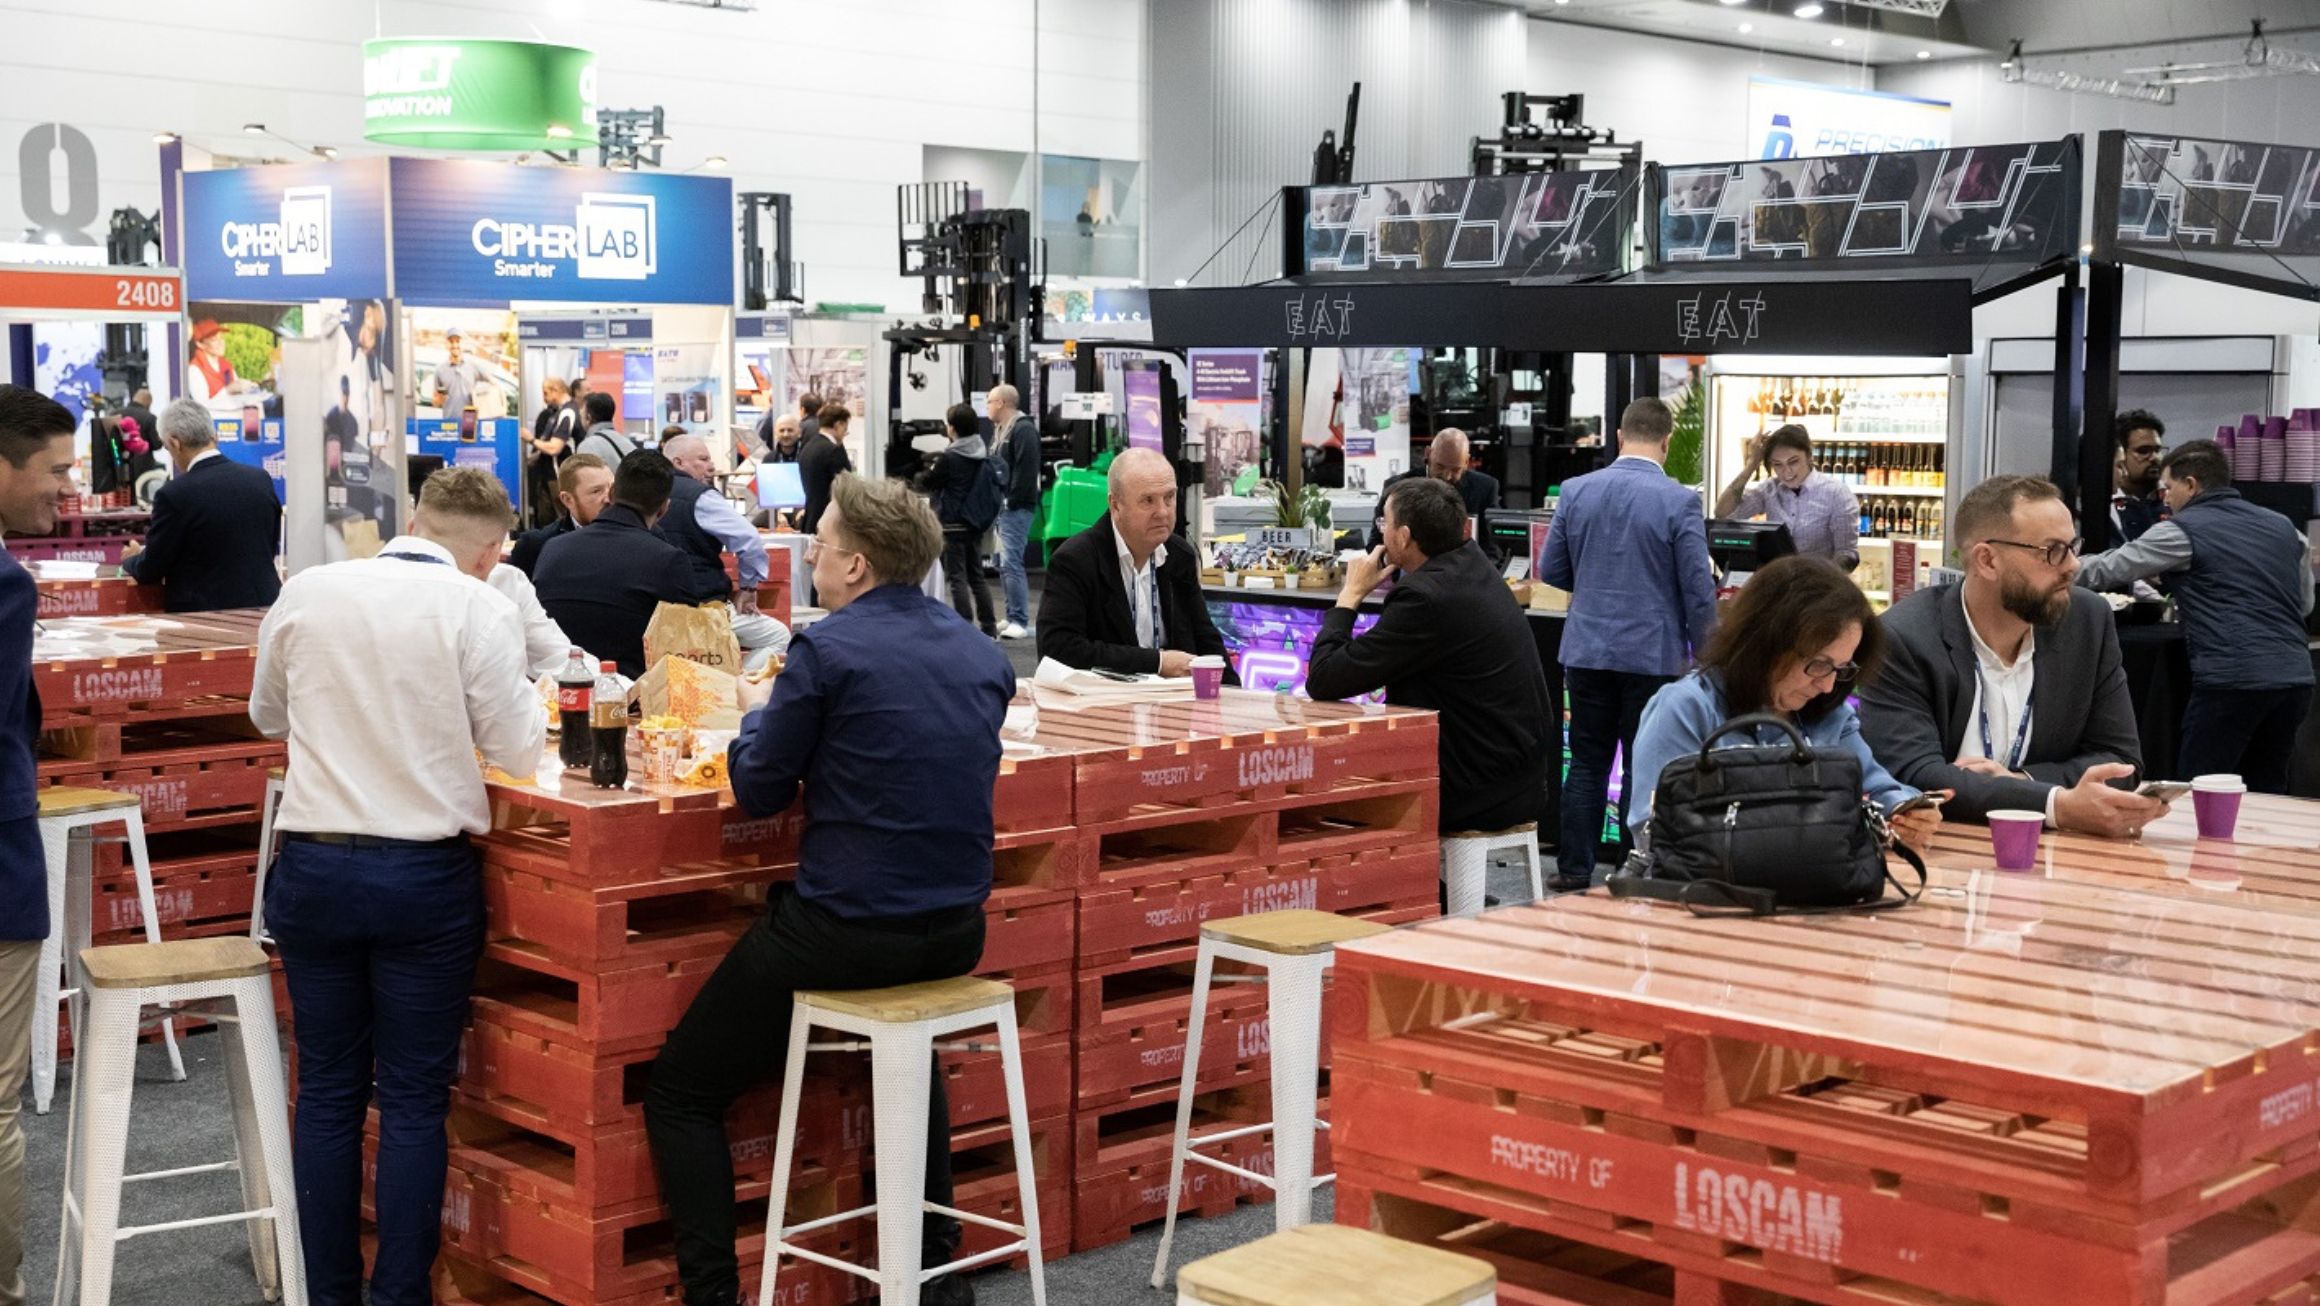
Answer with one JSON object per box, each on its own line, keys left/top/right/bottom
{"left": 644, "top": 601, "right": 743, "bottom": 676}
{"left": 628, "top": 655, "right": 742, "bottom": 730}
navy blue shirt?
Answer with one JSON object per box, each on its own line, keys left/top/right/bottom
{"left": 728, "top": 583, "right": 1016, "bottom": 918}
{"left": 0, "top": 551, "right": 46, "bottom": 940}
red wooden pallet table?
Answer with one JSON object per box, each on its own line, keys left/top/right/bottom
{"left": 1923, "top": 794, "right": 2320, "bottom": 915}
{"left": 31, "top": 568, "right": 162, "bottom": 620}
{"left": 1329, "top": 866, "right": 2320, "bottom": 1305}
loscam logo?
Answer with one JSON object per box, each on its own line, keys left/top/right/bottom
{"left": 221, "top": 186, "right": 331, "bottom": 277}
{"left": 1672, "top": 1161, "right": 1842, "bottom": 1263}
{"left": 471, "top": 192, "right": 658, "bottom": 282}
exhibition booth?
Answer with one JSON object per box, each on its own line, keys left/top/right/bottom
{"left": 176, "top": 154, "right": 736, "bottom": 569}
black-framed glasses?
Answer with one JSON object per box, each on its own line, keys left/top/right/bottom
{"left": 1803, "top": 656, "right": 1859, "bottom": 684}
{"left": 1988, "top": 537, "right": 2080, "bottom": 567}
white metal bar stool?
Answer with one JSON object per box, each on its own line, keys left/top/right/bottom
{"left": 34, "top": 786, "right": 183, "bottom": 1116}
{"left": 54, "top": 937, "right": 304, "bottom": 1306}
{"left": 1176, "top": 1223, "right": 1496, "bottom": 1306}
{"left": 1440, "top": 823, "right": 1543, "bottom": 917}
{"left": 1149, "top": 909, "right": 1391, "bottom": 1289}
{"left": 759, "top": 976, "right": 1047, "bottom": 1306}
{"left": 249, "top": 768, "right": 286, "bottom": 944}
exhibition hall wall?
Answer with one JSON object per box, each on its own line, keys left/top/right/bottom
{"left": 0, "top": 0, "right": 1144, "bottom": 310}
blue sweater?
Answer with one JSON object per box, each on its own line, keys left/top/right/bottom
{"left": 1627, "top": 672, "right": 1918, "bottom": 833}
{"left": 727, "top": 584, "right": 1016, "bottom": 918}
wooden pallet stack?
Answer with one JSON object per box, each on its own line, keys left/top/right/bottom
{"left": 1328, "top": 874, "right": 2320, "bottom": 1305}
{"left": 8, "top": 506, "right": 149, "bottom": 565}
{"left": 420, "top": 741, "right": 1084, "bottom": 1306}
{"left": 32, "top": 610, "right": 280, "bottom": 978}
{"left": 1014, "top": 695, "right": 1442, "bottom": 1254}
{"left": 32, "top": 570, "right": 163, "bottom": 620}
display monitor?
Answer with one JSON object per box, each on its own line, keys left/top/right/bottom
{"left": 1204, "top": 598, "right": 1382, "bottom": 702}
{"left": 1706, "top": 519, "right": 1796, "bottom": 574}
{"left": 757, "top": 462, "right": 806, "bottom": 511}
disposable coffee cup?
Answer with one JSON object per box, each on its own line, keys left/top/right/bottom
{"left": 1986, "top": 809, "right": 2044, "bottom": 872}
{"left": 2191, "top": 775, "right": 2247, "bottom": 841}
{"left": 1190, "top": 655, "right": 1226, "bottom": 700}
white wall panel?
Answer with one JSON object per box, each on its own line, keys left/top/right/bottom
{"left": 0, "top": 0, "right": 1145, "bottom": 309}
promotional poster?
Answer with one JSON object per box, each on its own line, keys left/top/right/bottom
{"left": 1187, "top": 349, "right": 1264, "bottom": 499}
{"left": 1304, "top": 348, "right": 1415, "bottom": 492}
{"left": 409, "top": 308, "right": 518, "bottom": 423}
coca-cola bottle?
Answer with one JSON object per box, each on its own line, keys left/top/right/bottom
{"left": 556, "top": 648, "right": 594, "bottom": 770}
{"left": 589, "top": 662, "right": 629, "bottom": 789}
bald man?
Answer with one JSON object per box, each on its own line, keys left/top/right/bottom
{"left": 1037, "top": 447, "right": 1231, "bottom": 679}
{"left": 662, "top": 434, "right": 792, "bottom": 669}
{"left": 988, "top": 383, "right": 1041, "bottom": 638}
{"left": 1371, "top": 428, "right": 1500, "bottom": 548}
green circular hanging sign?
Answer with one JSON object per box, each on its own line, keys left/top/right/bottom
{"left": 362, "top": 38, "right": 599, "bottom": 151}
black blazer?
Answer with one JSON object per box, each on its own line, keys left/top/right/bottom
{"left": 508, "top": 517, "right": 574, "bottom": 578}
{"left": 1037, "top": 520, "right": 1229, "bottom": 677}
{"left": 1857, "top": 583, "right": 2143, "bottom": 823}
{"left": 1307, "top": 541, "right": 1549, "bottom": 833}
{"left": 122, "top": 455, "right": 281, "bottom": 612}
{"left": 532, "top": 504, "right": 717, "bottom": 678}
{"left": 796, "top": 431, "right": 852, "bottom": 535}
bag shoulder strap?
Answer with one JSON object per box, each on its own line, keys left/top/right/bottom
{"left": 1605, "top": 840, "right": 1929, "bottom": 920}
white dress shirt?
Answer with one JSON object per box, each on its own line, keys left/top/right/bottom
{"left": 1956, "top": 608, "right": 2060, "bottom": 825}
{"left": 1113, "top": 522, "right": 1164, "bottom": 650}
{"left": 489, "top": 562, "right": 586, "bottom": 678}
{"left": 251, "top": 535, "right": 544, "bottom": 841}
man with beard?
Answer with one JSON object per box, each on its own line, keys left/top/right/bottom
{"left": 2111, "top": 409, "right": 2168, "bottom": 543}
{"left": 1860, "top": 475, "right": 2169, "bottom": 837}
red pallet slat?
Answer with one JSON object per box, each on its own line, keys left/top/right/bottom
{"left": 34, "top": 576, "right": 162, "bottom": 620}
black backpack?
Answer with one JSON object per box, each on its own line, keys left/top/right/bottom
{"left": 958, "top": 455, "right": 1006, "bottom": 533}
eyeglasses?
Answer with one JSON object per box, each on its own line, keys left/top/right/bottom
{"left": 1802, "top": 656, "right": 1859, "bottom": 684}
{"left": 1987, "top": 537, "right": 2080, "bottom": 568}
{"left": 804, "top": 537, "right": 858, "bottom": 562}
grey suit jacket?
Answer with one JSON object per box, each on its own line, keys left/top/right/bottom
{"left": 1856, "top": 583, "right": 2142, "bottom": 822}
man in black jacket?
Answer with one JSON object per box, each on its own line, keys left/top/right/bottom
{"left": 1310, "top": 475, "right": 1549, "bottom": 839}
{"left": 508, "top": 453, "right": 611, "bottom": 578}
{"left": 1370, "top": 429, "right": 1499, "bottom": 548}
{"left": 988, "top": 383, "right": 1041, "bottom": 639}
{"left": 918, "top": 402, "right": 999, "bottom": 636}
{"left": 796, "top": 403, "right": 853, "bottom": 538}
{"left": 121, "top": 398, "right": 282, "bottom": 612}
{"left": 533, "top": 451, "right": 725, "bottom": 678}
{"left": 1037, "top": 447, "right": 1227, "bottom": 677}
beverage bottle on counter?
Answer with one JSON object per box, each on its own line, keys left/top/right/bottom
{"left": 556, "top": 648, "right": 595, "bottom": 770}
{"left": 589, "top": 661, "right": 629, "bottom": 788}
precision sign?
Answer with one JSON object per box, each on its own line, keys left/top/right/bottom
{"left": 0, "top": 264, "right": 181, "bottom": 319}
{"left": 362, "top": 38, "right": 599, "bottom": 151}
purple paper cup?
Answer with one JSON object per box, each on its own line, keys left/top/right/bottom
{"left": 1191, "top": 655, "right": 1225, "bottom": 700}
{"left": 1987, "top": 809, "right": 2044, "bottom": 871}
{"left": 2192, "top": 776, "right": 2246, "bottom": 840}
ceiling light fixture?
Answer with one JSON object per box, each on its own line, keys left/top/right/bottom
{"left": 1830, "top": 36, "right": 1846, "bottom": 46}
{"left": 2000, "top": 38, "right": 2021, "bottom": 70}
{"left": 242, "top": 123, "right": 266, "bottom": 136}
{"left": 1718, "top": 0, "right": 1747, "bottom": 5}
{"left": 1792, "top": 2, "right": 1823, "bottom": 18}
{"left": 1916, "top": 49, "right": 1932, "bottom": 59}
{"left": 152, "top": 132, "right": 179, "bottom": 145}
{"left": 704, "top": 155, "right": 728, "bottom": 168}
{"left": 1738, "top": 21, "right": 1754, "bottom": 31}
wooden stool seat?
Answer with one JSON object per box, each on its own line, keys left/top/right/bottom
{"left": 796, "top": 975, "right": 1014, "bottom": 1024}
{"left": 1444, "top": 820, "right": 1536, "bottom": 840}
{"left": 38, "top": 786, "right": 139, "bottom": 818}
{"left": 266, "top": 766, "right": 285, "bottom": 780}
{"left": 1199, "top": 909, "right": 1390, "bottom": 956}
{"left": 1178, "top": 1224, "right": 1495, "bottom": 1306}
{"left": 80, "top": 938, "right": 270, "bottom": 990}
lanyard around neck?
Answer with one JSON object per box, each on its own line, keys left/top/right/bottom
{"left": 1976, "top": 670, "right": 2034, "bottom": 771}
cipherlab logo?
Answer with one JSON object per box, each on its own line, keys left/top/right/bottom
{"left": 471, "top": 191, "right": 658, "bottom": 282}
{"left": 220, "top": 185, "right": 332, "bottom": 277}
{"left": 577, "top": 193, "right": 655, "bottom": 280}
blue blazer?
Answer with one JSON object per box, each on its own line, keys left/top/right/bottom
{"left": 1538, "top": 456, "right": 1718, "bottom": 677}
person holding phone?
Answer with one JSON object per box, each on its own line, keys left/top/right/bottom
{"left": 1308, "top": 476, "right": 1551, "bottom": 903}
{"left": 1630, "top": 555, "right": 1943, "bottom": 855}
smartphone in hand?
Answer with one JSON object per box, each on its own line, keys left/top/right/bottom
{"left": 2135, "top": 780, "right": 2191, "bottom": 802}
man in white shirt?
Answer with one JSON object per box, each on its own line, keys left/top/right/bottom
{"left": 1859, "top": 475, "right": 2169, "bottom": 837}
{"left": 489, "top": 561, "right": 589, "bottom": 678}
{"left": 250, "top": 467, "right": 544, "bottom": 1306}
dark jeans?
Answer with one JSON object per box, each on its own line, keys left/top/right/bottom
{"left": 265, "top": 836, "right": 485, "bottom": 1306}
{"left": 644, "top": 884, "right": 986, "bottom": 1306}
{"left": 2180, "top": 684, "right": 2315, "bottom": 795}
{"left": 942, "top": 528, "right": 997, "bottom": 636}
{"left": 1559, "top": 666, "right": 1675, "bottom": 882}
